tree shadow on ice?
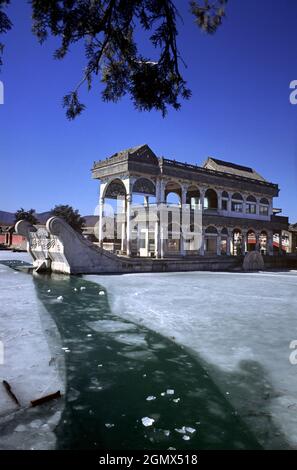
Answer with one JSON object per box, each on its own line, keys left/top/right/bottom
{"left": 196, "top": 357, "right": 292, "bottom": 449}
{"left": 32, "top": 273, "right": 267, "bottom": 450}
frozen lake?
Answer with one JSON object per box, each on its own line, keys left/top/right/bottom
{"left": 1, "top": 250, "right": 297, "bottom": 449}
{"left": 87, "top": 269, "right": 297, "bottom": 449}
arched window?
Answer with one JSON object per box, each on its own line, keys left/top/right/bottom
{"left": 221, "top": 227, "right": 229, "bottom": 255}
{"left": 205, "top": 226, "right": 218, "bottom": 254}
{"left": 132, "top": 178, "right": 156, "bottom": 196}
{"left": 259, "top": 198, "right": 269, "bottom": 216}
{"left": 260, "top": 231, "right": 268, "bottom": 255}
{"left": 246, "top": 195, "right": 257, "bottom": 215}
{"left": 104, "top": 179, "right": 126, "bottom": 199}
{"left": 221, "top": 191, "right": 229, "bottom": 210}
{"left": 186, "top": 185, "right": 200, "bottom": 208}
{"left": 204, "top": 189, "right": 218, "bottom": 210}
{"left": 231, "top": 193, "right": 243, "bottom": 213}
{"left": 247, "top": 195, "right": 256, "bottom": 202}
{"left": 247, "top": 229, "right": 256, "bottom": 251}
{"left": 165, "top": 181, "right": 181, "bottom": 205}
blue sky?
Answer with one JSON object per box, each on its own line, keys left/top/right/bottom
{"left": 0, "top": 0, "right": 296, "bottom": 221}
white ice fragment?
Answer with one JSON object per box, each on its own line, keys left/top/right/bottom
{"left": 141, "top": 417, "right": 155, "bottom": 427}
{"left": 30, "top": 419, "right": 43, "bottom": 429}
{"left": 74, "top": 288, "right": 78, "bottom": 292}
{"left": 98, "top": 364, "right": 103, "bottom": 367}
{"left": 173, "top": 398, "right": 180, "bottom": 403}
{"left": 226, "top": 392, "right": 230, "bottom": 395}
{"left": 61, "top": 347, "right": 68, "bottom": 351}
{"left": 185, "top": 427, "right": 196, "bottom": 434}
{"left": 105, "top": 423, "right": 115, "bottom": 429}
{"left": 166, "top": 389, "right": 174, "bottom": 395}
{"left": 80, "top": 286, "right": 86, "bottom": 291}
{"left": 175, "top": 426, "right": 186, "bottom": 434}
{"left": 87, "top": 334, "right": 92, "bottom": 337}
{"left": 15, "top": 424, "right": 27, "bottom": 432}
{"left": 183, "top": 435, "right": 190, "bottom": 441}
{"left": 99, "top": 291, "right": 105, "bottom": 296}
{"left": 56, "top": 296, "right": 63, "bottom": 302}
{"left": 160, "top": 392, "right": 165, "bottom": 396}
{"left": 146, "top": 396, "right": 156, "bottom": 401}
{"left": 164, "top": 430, "right": 170, "bottom": 437}
{"left": 47, "top": 289, "right": 51, "bottom": 293}
{"left": 143, "top": 374, "right": 147, "bottom": 378}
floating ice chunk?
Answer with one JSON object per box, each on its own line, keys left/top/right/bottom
{"left": 143, "top": 374, "right": 147, "bottom": 378}
{"left": 87, "top": 334, "right": 92, "bottom": 337}
{"left": 15, "top": 424, "right": 27, "bottom": 432}
{"left": 61, "top": 347, "right": 68, "bottom": 351}
{"left": 146, "top": 396, "right": 156, "bottom": 401}
{"left": 160, "top": 392, "right": 165, "bottom": 396}
{"left": 97, "top": 364, "right": 103, "bottom": 367}
{"left": 176, "top": 427, "right": 186, "bottom": 435}
{"left": 173, "top": 398, "right": 180, "bottom": 403}
{"left": 166, "top": 389, "right": 174, "bottom": 395}
{"left": 47, "top": 289, "right": 51, "bottom": 293}
{"left": 30, "top": 419, "right": 43, "bottom": 429}
{"left": 56, "top": 296, "right": 63, "bottom": 302}
{"left": 183, "top": 435, "right": 190, "bottom": 441}
{"left": 112, "top": 332, "right": 147, "bottom": 347}
{"left": 87, "top": 320, "right": 137, "bottom": 333}
{"left": 185, "top": 427, "right": 196, "bottom": 434}
{"left": 105, "top": 423, "right": 115, "bottom": 429}
{"left": 141, "top": 417, "right": 155, "bottom": 427}
{"left": 74, "top": 288, "right": 78, "bottom": 292}
{"left": 99, "top": 291, "right": 105, "bottom": 296}
{"left": 164, "top": 430, "right": 170, "bottom": 437}
{"left": 80, "top": 286, "right": 86, "bottom": 291}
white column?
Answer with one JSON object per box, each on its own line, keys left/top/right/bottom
{"left": 268, "top": 232, "right": 273, "bottom": 255}
{"left": 121, "top": 222, "right": 126, "bottom": 252}
{"left": 181, "top": 185, "right": 187, "bottom": 206}
{"left": 154, "top": 221, "right": 160, "bottom": 258}
{"left": 126, "top": 194, "right": 132, "bottom": 256}
{"left": 226, "top": 233, "right": 231, "bottom": 256}
{"left": 160, "top": 223, "right": 166, "bottom": 259}
{"left": 180, "top": 185, "right": 187, "bottom": 256}
{"left": 255, "top": 231, "right": 260, "bottom": 251}
{"left": 200, "top": 229, "right": 205, "bottom": 255}
{"left": 279, "top": 231, "right": 282, "bottom": 255}
{"left": 200, "top": 190, "right": 205, "bottom": 211}
{"left": 242, "top": 198, "right": 247, "bottom": 215}
{"left": 217, "top": 234, "right": 221, "bottom": 256}
{"left": 217, "top": 191, "right": 222, "bottom": 211}
{"left": 242, "top": 230, "right": 247, "bottom": 255}
{"left": 98, "top": 196, "right": 104, "bottom": 248}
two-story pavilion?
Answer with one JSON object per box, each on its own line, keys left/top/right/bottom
{"left": 92, "top": 144, "right": 288, "bottom": 258}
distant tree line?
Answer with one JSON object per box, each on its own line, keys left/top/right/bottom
{"left": 14, "top": 205, "right": 85, "bottom": 233}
